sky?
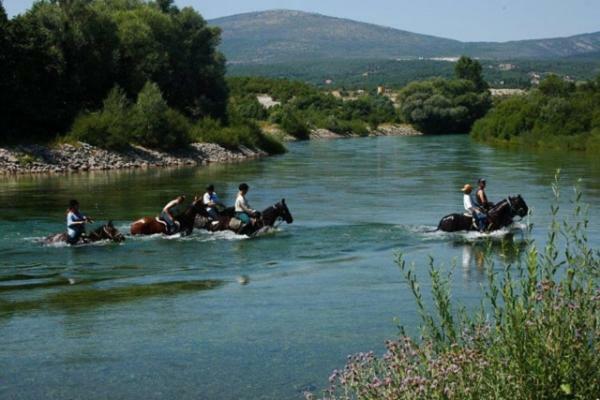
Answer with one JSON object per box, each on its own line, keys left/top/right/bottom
{"left": 3, "top": 0, "right": 600, "bottom": 42}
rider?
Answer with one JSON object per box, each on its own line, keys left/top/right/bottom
{"left": 160, "top": 195, "right": 185, "bottom": 234}
{"left": 462, "top": 184, "right": 487, "bottom": 232}
{"left": 66, "top": 199, "right": 92, "bottom": 245}
{"left": 203, "top": 184, "right": 224, "bottom": 220}
{"left": 475, "top": 178, "right": 493, "bottom": 212}
{"left": 235, "top": 183, "right": 258, "bottom": 225}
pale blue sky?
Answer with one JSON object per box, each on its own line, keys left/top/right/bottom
{"left": 3, "top": 0, "right": 599, "bottom": 42}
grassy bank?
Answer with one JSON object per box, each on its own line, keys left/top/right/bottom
{"left": 314, "top": 174, "right": 600, "bottom": 399}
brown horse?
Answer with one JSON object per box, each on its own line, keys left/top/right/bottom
{"left": 130, "top": 198, "right": 208, "bottom": 236}
{"left": 43, "top": 221, "right": 125, "bottom": 245}
{"left": 195, "top": 199, "right": 293, "bottom": 236}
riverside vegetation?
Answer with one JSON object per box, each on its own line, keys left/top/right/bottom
{"left": 472, "top": 74, "right": 600, "bottom": 152}
{"left": 0, "top": 0, "right": 283, "bottom": 155}
{"left": 313, "top": 174, "right": 600, "bottom": 399}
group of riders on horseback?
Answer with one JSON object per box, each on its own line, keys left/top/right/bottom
{"left": 48, "top": 176, "right": 527, "bottom": 245}
{"left": 51, "top": 183, "right": 294, "bottom": 245}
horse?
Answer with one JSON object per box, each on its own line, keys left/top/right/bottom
{"left": 195, "top": 199, "right": 294, "bottom": 236}
{"left": 130, "top": 197, "right": 208, "bottom": 236}
{"left": 43, "top": 221, "right": 125, "bottom": 245}
{"left": 437, "top": 195, "right": 528, "bottom": 233}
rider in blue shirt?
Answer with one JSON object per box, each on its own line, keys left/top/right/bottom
{"left": 66, "top": 200, "right": 92, "bottom": 245}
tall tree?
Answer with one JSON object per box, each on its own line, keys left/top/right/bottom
{"left": 455, "top": 56, "right": 488, "bottom": 92}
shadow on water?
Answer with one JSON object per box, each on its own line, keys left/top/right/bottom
{"left": 0, "top": 279, "right": 224, "bottom": 316}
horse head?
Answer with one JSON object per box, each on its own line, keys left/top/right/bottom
{"left": 102, "top": 221, "right": 126, "bottom": 242}
{"left": 279, "top": 199, "right": 294, "bottom": 224}
{"left": 261, "top": 199, "right": 294, "bottom": 226}
{"left": 510, "top": 195, "right": 528, "bottom": 218}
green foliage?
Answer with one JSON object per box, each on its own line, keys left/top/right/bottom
{"left": 472, "top": 74, "right": 600, "bottom": 151}
{"left": 228, "top": 95, "right": 268, "bottom": 120}
{"left": 399, "top": 78, "right": 492, "bottom": 134}
{"left": 131, "top": 82, "right": 191, "bottom": 150}
{"left": 0, "top": 0, "right": 227, "bottom": 144}
{"left": 319, "top": 176, "right": 600, "bottom": 399}
{"left": 279, "top": 109, "right": 310, "bottom": 140}
{"left": 455, "top": 56, "right": 488, "bottom": 91}
{"left": 69, "top": 86, "right": 133, "bottom": 150}
{"left": 191, "top": 118, "right": 286, "bottom": 155}
{"left": 229, "top": 76, "right": 399, "bottom": 137}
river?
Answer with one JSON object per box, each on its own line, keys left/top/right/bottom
{"left": 1, "top": 135, "right": 599, "bottom": 399}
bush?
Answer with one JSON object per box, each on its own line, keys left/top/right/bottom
{"left": 191, "top": 118, "right": 286, "bottom": 155}
{"left": 131, "top": 82, "right": 191, "bottom": 150}
{"left": 399, "top": 78, "right": 492, "bottom": 134}
{"left": 280, "top": 109, "right": 310, "bottom": 140}
{"left": 69, "top": 86, "right": 133, "bottom": 150}
{"left": 316, "top": 174, "right": 600, "bottom": 400}
{"left": 472, "top": 74, "right": 600, "bottom": 151}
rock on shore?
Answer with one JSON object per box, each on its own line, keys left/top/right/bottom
{"left": 309, "top": 124, "right": 422, "bottom": 140}
{"left": 0, "top": 142, "right": 265, "bottom": 175}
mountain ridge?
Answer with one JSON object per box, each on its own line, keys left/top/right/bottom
{"left": 208, "top": 9, "right": 600, "bottom": 63}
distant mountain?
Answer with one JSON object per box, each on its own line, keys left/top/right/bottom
{"left": 209, "top": 10, "right": 600, "bottom": 63}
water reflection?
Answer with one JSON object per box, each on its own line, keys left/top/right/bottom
{"left": 457, "top": 235, "right": 529, "bottom": 280}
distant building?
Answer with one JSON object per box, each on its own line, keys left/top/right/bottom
{"left": 325, "top": 79, "right": 333, "bottom": 85}
{"left": 377, "top": 86, "right": 385, "bottom": 95}
{"left": 498, "top": 63, "right": 516, "bottom": 71}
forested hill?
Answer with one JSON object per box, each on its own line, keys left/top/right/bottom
{"left": 209, "top": 10, "right": 600, "bottom": 63}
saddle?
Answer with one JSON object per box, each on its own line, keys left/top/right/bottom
{"left": 155, "top": 217, "right": 179, "bottom": 234}
{"left": 228, "top": 217, "right": 243, "bottom": 232}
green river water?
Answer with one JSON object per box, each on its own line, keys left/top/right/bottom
{"left": 1, "top": 135, "right": 599, "bottom": 399}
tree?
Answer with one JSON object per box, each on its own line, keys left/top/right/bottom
{"left": 399, "top": 78, "right": 491, "bottom": 134}
{"left": 455, "top": 56, "right": 488, "bottom": 92}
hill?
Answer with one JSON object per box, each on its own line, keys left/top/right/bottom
{"left": 209, "top": 10, "right": 600, "bottom": 63}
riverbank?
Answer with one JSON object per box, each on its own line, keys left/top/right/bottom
{"left": 0, "top": 124, "right": 422, "bottom": 175}
{"left": 0, "top": 142, "right": 265, "bottom": 175}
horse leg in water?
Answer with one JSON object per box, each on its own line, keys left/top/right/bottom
{"left": 130, "top": 217, "right": 168, "bottom": 235}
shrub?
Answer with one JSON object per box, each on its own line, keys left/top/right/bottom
{"left": 191, "top": 118, "right": 286, "bottom": 155}
{"left": 280, "top": 109, "right": 310, "bottom": 140}
{"left": 399, "top": 78, "right": 492, "bottom": 134}
{"left": 472, "top": 74, "right": 600, "bottom": 151}
{"left": 69, "top": 86, "right": 133, "bottom": 150}
{"left": 316, "top": 174, "right": 600, "bottom": 400}
{"left": 131, "top": 81, "right": 191, "bottom": 150}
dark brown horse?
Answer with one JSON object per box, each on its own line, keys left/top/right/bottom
{"left": 438, "top": 195, "right": 528, "bottom": 233}
{"left": 195, "top": 199, "right": 294, "bottom": 236}
{"left": 130, "top": 198, "right": 208, "bottom": 236}
{"left": 43, "top": 221, "right": 125, "bottom": 245}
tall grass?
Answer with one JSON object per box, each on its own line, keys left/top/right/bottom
{"left": 313, "top": 172, "right": 600, "bottom": 399}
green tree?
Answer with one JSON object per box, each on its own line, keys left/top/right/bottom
{"left": 132, "top": 81, "right": 191, "bottom": 150}
{"left": 455, "top": 56, "right": 488, "bottom": 92}
{"left": 538, "top": 74, "right": 574, "bottom": 97}
{"left": 399, "top": 78, "right": 491, "bottom": 134}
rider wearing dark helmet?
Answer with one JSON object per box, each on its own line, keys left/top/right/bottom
{"left": 235, "top": 183, "right": 258, "bottom": 225}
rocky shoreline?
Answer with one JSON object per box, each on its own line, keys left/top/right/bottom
{"left": 309, "top": 123, "right": 422, "bottom": 139}
{"left": 0, "top": 124, "right": 422, "bottom": 175}
{"left": 0, "top": 142, "right": 265, "bottom": 175}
